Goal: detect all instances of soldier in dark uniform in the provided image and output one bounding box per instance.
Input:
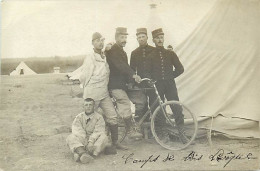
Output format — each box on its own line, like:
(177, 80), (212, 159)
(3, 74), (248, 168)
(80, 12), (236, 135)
(128, 28), (155, 122)
(149, 28), (188, 143)
(106, 27), (143, 142)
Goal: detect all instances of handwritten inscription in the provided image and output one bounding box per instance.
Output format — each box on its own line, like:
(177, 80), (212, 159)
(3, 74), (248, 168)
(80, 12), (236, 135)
(122, 153), (160, 168)
(209, 149), (257, 168)
(183, 151), (203, 161)
(122, 149), (257, 168)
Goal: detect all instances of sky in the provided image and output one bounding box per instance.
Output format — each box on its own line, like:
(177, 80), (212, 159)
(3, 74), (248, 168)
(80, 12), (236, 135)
(1, 0), (216, 58)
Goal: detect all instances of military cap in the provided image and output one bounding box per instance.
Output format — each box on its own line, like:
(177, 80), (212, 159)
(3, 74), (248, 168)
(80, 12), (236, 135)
(136, 28), (147, 35)
(92, 32), (104, 41)
(116, 27), (128, 35)
(152, 28), (164, 38)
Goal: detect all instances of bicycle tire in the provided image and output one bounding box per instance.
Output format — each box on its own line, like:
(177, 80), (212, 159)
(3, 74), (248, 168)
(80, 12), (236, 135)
(151, 101), (198, 150)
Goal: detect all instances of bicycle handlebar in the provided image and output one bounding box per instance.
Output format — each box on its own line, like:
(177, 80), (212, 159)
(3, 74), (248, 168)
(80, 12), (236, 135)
(140, 78), (156, 84)
(141, 78), (151, 81)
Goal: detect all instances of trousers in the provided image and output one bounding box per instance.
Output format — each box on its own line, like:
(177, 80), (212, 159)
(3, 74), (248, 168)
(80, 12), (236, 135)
(109, 89), (132, 119)
(94, 96), (118, 125)
(150, 79), (184, 126)
(66, 133), (108, 156)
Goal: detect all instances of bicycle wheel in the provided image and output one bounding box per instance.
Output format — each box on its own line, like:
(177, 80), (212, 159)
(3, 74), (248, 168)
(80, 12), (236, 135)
(151, 101), (198, 150)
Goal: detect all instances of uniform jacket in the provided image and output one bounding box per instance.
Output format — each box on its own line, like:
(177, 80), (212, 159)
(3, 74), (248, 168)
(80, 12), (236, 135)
(106, 43), (135, 90)
(130, 44), (155, 79)
(150, 47), (184, 81)
(71, 112), (106, 144)
(79, 51), (110, 100)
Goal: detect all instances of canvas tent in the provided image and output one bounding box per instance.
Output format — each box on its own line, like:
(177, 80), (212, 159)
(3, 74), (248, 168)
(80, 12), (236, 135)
(174, 0), (260, 138)
(9, 61), (37, 76)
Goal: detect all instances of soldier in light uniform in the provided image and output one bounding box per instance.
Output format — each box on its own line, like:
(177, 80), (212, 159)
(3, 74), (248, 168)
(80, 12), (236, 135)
(79, 32), (126, 154)
(66, 98), (108, 164)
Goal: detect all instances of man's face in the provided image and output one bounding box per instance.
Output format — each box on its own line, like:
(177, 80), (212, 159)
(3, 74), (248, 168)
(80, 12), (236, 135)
(137, 33), (148, 46)
(115, 34), (127, 47)
(92, 38), (104, 50)
(153, 34), (164, 47)
(84, 101), (94, 114)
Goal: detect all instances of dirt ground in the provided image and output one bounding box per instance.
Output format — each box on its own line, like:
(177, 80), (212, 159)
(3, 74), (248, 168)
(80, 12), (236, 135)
(0, 74), (259, 171)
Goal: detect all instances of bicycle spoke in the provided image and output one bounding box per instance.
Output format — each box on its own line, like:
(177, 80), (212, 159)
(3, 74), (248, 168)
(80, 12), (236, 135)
(151, 101), (198, 150)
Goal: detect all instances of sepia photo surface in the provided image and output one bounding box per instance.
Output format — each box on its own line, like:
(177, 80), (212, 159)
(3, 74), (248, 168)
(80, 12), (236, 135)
(0, 0), (259, 170)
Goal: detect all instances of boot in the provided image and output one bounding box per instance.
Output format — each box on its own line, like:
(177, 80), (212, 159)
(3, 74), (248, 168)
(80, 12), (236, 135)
(74, 146), (93, 164)
(109, 124), (128, 151)
(79, 153), (94, 164)
(124, 117), (143, 140)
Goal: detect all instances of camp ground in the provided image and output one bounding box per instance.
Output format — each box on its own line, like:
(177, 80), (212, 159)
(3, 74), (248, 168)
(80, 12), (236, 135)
(0, 0), (259, 170)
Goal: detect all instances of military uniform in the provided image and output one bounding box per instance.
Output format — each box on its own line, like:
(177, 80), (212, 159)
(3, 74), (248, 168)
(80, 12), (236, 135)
(107, 43), (135, 91)
(130, 44), (154, 79)
(66, 112), (108, 156)
(150, 28), (185, 126)
(128, 28), (155, 121)
(106, 27), (143, 140)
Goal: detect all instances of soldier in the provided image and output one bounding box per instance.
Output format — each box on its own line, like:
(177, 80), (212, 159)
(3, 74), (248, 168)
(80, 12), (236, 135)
(106, 27), (143, 140)
(66, 98), (109, 164)
(150, 28), (188, 143)
(79, 32), (126, 154)
(128, 28), (155, 122)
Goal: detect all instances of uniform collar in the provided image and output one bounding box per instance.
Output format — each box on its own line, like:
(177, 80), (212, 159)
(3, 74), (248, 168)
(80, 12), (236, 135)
(84, 112), (94, 120)
(139, 44), (148, 49)
(115, 43), (124, 50)
(93, 50), (106, 62)
(156, 46), (165, 51)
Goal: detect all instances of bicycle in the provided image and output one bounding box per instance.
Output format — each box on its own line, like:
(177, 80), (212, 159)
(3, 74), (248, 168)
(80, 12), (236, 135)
(112, 78), (198, 151)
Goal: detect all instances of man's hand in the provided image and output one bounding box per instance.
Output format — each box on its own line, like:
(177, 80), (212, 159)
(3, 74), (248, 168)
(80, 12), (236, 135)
(87, 142), (95, 154)
(133, 75), (142, 83)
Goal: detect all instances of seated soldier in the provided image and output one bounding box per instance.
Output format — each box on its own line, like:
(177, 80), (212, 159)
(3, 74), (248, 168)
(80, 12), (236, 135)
(66, 98), (109, 164)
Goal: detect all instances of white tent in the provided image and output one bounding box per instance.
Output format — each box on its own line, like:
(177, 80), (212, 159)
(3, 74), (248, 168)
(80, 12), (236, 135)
(9, 61), (37, 76)
(175, 0), (260, 138)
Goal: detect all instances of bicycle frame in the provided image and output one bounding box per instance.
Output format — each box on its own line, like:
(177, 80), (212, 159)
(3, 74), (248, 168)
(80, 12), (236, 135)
(135, 79), (175, 127)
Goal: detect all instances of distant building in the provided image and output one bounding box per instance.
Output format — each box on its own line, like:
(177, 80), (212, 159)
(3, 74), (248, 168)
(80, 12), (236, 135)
(53, 67), (60, 74)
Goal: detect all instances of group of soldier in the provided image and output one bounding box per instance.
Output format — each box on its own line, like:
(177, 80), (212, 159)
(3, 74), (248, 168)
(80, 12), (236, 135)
(66, 27), (186, 164)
